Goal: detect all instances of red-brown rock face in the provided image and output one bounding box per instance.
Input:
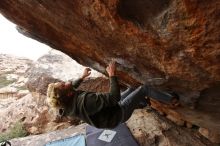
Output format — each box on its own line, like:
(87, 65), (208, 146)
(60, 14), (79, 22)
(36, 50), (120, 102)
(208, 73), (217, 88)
(0, 0), (219, 135)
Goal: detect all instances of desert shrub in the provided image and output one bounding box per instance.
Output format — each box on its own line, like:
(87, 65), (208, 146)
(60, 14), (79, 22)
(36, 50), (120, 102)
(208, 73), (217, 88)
(0, 75), (16, 88)
(0, 122), (28, 142)
(16, 85), (27, 91)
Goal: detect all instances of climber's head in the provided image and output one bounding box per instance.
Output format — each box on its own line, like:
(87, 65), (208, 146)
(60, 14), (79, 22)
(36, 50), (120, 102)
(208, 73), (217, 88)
(46, 81), (74, 119)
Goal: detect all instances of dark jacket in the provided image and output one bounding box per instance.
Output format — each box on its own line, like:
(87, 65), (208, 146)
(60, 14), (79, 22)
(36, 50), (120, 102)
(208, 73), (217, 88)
(65, 76), (122, 128)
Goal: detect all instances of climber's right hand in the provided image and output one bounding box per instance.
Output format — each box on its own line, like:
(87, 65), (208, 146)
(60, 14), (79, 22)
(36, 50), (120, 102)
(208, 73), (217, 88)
(106, 61), (116, 77)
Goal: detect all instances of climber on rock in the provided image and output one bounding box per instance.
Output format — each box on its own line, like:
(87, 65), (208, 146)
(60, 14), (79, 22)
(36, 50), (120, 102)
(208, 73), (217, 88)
(47, 61), (179, 129)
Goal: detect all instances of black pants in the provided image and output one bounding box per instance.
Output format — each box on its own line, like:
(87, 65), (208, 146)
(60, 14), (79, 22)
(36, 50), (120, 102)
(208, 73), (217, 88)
(119, 85), (173, 123)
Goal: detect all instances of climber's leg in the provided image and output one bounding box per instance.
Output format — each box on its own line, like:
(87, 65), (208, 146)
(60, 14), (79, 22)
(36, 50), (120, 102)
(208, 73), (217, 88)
(142, 85), (179, 106)
(119, 85), (179, 123)
(120, 88), (135, 100)
(119, 86), (148, 123)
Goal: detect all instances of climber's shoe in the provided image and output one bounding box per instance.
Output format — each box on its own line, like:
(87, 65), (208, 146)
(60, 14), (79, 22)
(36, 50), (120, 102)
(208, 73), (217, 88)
(169, 92), (180, 108)
(137, 97), (150, 108)
(0, 140), (11, 146)
(146, 96), (151, 106)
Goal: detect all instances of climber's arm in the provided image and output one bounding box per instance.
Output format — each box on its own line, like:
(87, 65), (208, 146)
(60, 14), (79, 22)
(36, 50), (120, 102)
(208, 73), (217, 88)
(71, 68), (91, 88)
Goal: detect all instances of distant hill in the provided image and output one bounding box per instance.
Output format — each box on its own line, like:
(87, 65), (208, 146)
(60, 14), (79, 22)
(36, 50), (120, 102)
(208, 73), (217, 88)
(0, 54), (33, 89)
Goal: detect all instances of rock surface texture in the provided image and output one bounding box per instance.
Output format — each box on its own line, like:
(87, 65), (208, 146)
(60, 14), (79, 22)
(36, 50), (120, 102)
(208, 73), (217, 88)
(0, 0), (220, 143)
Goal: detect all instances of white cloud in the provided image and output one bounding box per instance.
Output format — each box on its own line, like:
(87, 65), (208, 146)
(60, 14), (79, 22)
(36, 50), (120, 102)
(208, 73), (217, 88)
(0, 14), (50, 60)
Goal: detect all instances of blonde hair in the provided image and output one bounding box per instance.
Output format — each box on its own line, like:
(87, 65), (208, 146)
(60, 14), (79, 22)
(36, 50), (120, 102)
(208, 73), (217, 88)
(47, 82), (63, 108)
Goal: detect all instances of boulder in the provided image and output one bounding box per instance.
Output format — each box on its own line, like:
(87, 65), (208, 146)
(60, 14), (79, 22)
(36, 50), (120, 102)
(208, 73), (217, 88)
(199, 128), (220, 144)
(26, 73), (61, 96)
(0, 0), (219, 98)
(126, 109), (214, 146)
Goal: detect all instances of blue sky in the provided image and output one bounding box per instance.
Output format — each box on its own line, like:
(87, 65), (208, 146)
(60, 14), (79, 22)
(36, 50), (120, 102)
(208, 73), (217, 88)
(0, 14), (50, 60)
